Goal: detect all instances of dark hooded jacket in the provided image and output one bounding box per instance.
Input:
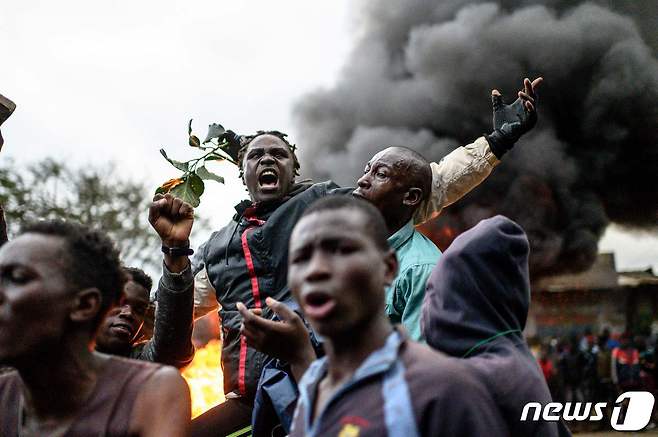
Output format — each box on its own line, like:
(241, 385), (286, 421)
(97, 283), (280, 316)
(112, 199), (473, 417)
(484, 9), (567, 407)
(421, 215), (571, 437)
(193, 181), (350, 401)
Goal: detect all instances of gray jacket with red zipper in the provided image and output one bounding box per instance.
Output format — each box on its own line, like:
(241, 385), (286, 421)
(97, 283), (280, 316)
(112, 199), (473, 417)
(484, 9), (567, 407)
(192, 181), (349, 400)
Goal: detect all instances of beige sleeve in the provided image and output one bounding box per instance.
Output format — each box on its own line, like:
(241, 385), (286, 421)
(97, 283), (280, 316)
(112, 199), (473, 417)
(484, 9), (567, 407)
(413, 136), (500, 225)
(193, 267), (220, 321)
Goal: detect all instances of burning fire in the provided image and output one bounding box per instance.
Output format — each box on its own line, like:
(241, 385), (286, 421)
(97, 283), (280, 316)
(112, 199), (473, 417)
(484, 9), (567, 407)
(181, 339), (225, 418)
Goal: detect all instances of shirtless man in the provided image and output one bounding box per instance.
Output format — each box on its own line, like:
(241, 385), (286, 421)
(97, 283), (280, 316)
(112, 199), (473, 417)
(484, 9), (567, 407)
(0, 220), (190, 437)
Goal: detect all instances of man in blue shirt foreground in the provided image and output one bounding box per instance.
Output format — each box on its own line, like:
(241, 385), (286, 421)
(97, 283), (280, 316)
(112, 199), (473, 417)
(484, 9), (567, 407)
(284, 196), (507, 436)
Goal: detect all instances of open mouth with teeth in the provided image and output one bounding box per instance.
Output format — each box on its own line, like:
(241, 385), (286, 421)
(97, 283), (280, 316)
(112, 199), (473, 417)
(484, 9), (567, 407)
(302, 291), (337, 320)
(258, 168), (279, 191)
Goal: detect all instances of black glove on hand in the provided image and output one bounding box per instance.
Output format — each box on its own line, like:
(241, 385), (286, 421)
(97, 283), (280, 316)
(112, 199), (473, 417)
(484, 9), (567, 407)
(485, 79), (540, 159)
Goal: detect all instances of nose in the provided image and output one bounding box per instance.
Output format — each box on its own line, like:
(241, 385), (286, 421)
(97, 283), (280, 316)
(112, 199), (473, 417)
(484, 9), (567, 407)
(260, 154), (275, 166)
(356, 173), (370, 189)
(118, 304), (136, 321)
(305, 251), (331, 283)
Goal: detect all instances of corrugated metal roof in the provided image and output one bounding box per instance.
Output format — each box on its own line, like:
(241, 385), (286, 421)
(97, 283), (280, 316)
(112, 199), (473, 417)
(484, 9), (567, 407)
(534, 253), (658, 292)
(535, 253), (619, 292)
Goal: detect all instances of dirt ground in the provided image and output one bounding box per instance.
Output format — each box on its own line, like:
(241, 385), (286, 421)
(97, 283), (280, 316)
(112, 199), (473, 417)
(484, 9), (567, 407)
(575, 431), (658, 436)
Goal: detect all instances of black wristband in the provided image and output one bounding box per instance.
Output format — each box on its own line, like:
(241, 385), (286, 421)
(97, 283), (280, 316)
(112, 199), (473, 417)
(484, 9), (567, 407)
(161, 245), (194, 257)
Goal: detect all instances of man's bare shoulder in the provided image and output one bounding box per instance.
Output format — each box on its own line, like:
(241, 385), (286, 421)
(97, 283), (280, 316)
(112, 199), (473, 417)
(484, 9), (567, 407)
(146, 365), (187, 387)
(131, 364), (191, 437)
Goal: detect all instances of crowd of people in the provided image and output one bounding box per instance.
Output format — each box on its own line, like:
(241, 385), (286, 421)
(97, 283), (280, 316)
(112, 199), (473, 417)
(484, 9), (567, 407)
(0, 78), (608, 437)
(535, 330), (657, 420)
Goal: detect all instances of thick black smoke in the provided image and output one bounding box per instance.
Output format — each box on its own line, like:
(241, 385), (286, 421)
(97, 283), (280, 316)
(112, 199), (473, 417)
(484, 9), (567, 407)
(293, 0), (658, 278)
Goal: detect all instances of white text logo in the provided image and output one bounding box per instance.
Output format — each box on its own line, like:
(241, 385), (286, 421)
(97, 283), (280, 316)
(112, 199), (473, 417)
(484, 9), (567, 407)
(521, 391), (655, 431)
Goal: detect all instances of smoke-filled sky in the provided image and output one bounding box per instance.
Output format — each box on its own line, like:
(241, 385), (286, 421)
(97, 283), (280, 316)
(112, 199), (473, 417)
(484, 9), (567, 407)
(0, 0), (352, 253)
(294, 0), (658, 276)
(1, 0), (656, 273)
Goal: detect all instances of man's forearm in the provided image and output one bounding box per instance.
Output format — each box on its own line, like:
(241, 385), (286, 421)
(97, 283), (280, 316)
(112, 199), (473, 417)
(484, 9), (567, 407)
(164, 252), (190, 273)
(414, 136), (500, 224)
(140, 262), (195, 368)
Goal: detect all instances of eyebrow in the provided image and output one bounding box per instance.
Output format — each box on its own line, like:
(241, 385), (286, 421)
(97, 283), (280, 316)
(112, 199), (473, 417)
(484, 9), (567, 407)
(248, 145), (289, 154)
(292, 233), (361, 251)
(0, 261), (24, 269)
(373, 162), (391, 170)
(0, 262), (34, 276)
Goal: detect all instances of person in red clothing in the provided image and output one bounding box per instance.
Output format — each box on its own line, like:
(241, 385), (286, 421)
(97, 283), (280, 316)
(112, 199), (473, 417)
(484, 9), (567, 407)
(611, 332), (641, 392)
(539, 345), (556, 382)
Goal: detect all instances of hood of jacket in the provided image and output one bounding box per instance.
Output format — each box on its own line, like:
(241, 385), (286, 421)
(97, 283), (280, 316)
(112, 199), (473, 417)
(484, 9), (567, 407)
(421, 215), (530, 357)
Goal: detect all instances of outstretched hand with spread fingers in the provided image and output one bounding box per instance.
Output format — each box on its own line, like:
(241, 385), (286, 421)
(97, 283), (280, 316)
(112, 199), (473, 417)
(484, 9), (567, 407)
(237, 297), (316, 381)
(487, 77), (543, 157)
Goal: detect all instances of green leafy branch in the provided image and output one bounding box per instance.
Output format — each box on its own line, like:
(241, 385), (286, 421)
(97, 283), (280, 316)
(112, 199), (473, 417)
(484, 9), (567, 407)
(156, 120), (239, 207)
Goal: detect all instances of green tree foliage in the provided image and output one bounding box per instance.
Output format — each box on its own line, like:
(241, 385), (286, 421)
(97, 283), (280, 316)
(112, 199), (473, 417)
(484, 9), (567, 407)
(0, 158), (190, 271)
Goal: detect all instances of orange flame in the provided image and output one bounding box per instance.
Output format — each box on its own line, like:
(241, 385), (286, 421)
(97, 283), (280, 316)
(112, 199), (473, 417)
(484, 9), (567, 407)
(181, 339), (225, 418)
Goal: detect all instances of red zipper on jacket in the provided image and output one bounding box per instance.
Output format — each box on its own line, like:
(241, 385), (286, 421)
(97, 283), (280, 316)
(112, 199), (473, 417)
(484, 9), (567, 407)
(241, 227), (263, 310)
(237, 215), (265, 395)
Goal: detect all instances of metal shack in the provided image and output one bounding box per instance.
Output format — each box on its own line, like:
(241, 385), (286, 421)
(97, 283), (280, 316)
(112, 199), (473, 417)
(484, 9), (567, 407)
(525, 253), (658, 338)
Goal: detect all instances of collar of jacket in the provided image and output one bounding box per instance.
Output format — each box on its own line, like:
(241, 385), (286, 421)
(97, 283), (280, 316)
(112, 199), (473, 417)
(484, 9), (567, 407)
(298, 329), (405, 435)
(232, 181), (315, 221)
(387, 220), (415, 251)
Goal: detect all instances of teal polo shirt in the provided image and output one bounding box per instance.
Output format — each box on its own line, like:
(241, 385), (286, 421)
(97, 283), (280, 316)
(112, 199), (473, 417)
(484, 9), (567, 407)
(386, 220), (441, 341)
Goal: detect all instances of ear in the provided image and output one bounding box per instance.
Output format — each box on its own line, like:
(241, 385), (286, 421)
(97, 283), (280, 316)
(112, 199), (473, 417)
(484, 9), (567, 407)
(383, 249), (399, 287)
(70, 288), (103, 324)
(403, 187), (423, 207)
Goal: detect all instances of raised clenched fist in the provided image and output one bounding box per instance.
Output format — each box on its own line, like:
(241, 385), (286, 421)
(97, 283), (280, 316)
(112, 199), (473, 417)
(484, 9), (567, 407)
(148, 193), (194, 247)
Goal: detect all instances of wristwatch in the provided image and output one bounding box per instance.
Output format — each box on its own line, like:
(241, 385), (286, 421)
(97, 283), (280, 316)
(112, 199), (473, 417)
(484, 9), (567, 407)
(161, 244), (194, 257)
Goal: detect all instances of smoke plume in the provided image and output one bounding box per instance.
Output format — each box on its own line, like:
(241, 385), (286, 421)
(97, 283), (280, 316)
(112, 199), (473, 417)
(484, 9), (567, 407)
(293, 0), (658, 278)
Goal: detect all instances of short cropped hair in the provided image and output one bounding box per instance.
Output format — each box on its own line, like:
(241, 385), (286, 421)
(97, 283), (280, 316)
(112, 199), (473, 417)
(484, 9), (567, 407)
(124, 266), (153, 292)
(300, 195), (390, 251)
(388, 146), (432, 203)
(237, 130), (301, 179)
(20, 220), (125, 330)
